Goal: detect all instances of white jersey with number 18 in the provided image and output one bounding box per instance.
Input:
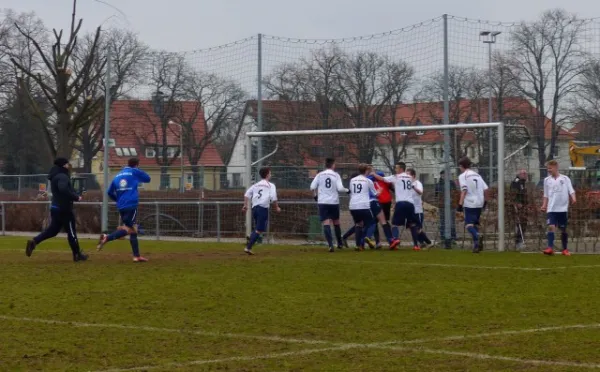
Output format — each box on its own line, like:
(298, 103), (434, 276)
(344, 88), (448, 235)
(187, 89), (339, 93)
(384, 172), (414, 203)
(458, 169), (488, 208)
(310, 169), (348, 205)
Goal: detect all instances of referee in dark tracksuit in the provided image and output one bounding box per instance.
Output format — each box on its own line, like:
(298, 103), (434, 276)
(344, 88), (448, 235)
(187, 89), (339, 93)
(26, 158), (88, 262)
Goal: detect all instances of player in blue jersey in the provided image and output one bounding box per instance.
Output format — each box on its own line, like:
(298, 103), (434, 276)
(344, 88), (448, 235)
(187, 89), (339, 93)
(97, 158), (151, 262)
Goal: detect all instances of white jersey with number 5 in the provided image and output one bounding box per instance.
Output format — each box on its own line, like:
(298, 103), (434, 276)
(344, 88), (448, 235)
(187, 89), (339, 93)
(412, 180), (424, 213)
(384, 172), (414, 203)
(244, 180), (277, 208)
(349, 175), (377, 210)
(458, 169), (488, 208)
(310, 169), (348, 205)
(543, 174), (575, 212)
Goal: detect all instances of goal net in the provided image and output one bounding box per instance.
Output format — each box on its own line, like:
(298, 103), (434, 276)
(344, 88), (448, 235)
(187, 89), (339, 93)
(239, 122), (512, 251)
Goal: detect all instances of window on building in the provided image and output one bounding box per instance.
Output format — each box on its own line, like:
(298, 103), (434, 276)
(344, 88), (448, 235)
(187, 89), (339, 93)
(523, 146), (531, 157)
(553, 145), (560, 157)
(432, 148), (438, 158)
(468, 147), (475, 158)
(417, 148), (424, 160)
(129, 148), (137, 156)
(232, 173), (241, 187)
(115, 148), (123, 156)
(145, 148), (156, 158)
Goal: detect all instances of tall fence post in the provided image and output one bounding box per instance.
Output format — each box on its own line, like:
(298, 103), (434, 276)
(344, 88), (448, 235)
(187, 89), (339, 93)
(216, 201), (221, 242)
(497, 122), (505, 251)
(1, 202), (5, 236)
(245, 135), (252, 238)
(101, 46), (113, 233)
(257, 33), (263, 168)
(442, 14), (452, 249)
(17, 176), (21, 198)
(155, 202), (160, 241)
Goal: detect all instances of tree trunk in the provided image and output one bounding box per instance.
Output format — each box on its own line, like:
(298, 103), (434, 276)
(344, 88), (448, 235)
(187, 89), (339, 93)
(191, 165), (203, 190)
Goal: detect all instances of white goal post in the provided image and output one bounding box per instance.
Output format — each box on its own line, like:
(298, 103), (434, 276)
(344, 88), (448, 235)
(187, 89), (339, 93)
(244, 122), (506, 251)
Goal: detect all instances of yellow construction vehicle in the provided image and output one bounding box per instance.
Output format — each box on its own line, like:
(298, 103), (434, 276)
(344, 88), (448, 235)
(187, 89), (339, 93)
(568, 141), (600, 217)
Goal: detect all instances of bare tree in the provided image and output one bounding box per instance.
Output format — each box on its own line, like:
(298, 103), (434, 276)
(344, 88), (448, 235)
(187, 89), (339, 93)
(509, 9), (586, 176)
(572, 58), (600, 141)
(181, 71), (246, 189)
(71, 29), (148, 172)
(10, 0), (106, 158)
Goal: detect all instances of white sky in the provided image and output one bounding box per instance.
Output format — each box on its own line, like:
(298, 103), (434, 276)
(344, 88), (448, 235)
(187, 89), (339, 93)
(4, 0), (600, 51)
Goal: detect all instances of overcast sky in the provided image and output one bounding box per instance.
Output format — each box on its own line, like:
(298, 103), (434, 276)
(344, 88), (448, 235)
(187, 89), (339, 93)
(4, 0), (600, 51)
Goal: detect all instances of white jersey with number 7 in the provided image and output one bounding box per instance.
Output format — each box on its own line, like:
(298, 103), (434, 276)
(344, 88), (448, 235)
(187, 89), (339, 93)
(383, 172), (415, 203)
(458, 169), (488, 208)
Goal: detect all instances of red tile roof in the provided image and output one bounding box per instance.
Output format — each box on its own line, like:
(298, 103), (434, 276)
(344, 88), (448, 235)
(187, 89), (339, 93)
(107, 100), (224, 168)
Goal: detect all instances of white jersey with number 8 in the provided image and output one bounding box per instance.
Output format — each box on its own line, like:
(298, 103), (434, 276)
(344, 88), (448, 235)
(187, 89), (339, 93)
(384, 172), (415, 203)
(244, 180), (277, 208)
(458, 169), (488, 208)
(310, 169), (347, 205)
(349, 175), (377, 210)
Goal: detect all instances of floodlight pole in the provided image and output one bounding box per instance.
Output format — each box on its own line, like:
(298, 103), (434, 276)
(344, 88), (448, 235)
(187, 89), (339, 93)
(480, 30), (501, 184)
(442, 14), (452, 249)
(101, 47), (112, 233)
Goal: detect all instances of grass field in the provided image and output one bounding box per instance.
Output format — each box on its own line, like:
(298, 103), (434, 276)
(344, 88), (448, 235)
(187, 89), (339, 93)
(2, 237), (600, 371)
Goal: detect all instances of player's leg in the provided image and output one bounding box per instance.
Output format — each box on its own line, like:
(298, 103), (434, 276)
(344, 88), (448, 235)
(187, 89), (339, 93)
(559, 213), (570, 255)
(61, 211), (87, 262)
(27, 208), (62, 256)
(124, 209), (146, 262)
(416, 213), (433, 247)
(390, 203), (403, 250)
(318, 205), (334, 250)
(98, 209), (133, 250)
(464, 208), (481, 253)
(544, 213), (557, 255)
(331, 205), (344, 248)
(364, 201), (380, 249)
(246, 207), (267, 254)
(377, 209), (399, 249)
(403, 204), (420, 251)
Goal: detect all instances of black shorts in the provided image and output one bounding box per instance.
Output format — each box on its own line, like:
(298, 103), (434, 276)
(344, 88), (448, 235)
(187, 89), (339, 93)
(119, 208), (138, 228)
(318, 204), (340, 221)
(380, 202), (392, 221)
(350, 209), (374, 226)
(392, 201), (417, 226)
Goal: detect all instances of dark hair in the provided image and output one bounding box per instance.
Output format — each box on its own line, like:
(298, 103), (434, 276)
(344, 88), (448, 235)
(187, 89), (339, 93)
(358, 163), (369, 174)
(259, 167), (270, 179)
(406, 168), (416, 177)
(128, 158), (140, 168)
(458, 157), (472, 169)
(54, 157), (69, 167)
(325, 158), (335, 169)
(395, 162), (406, 171)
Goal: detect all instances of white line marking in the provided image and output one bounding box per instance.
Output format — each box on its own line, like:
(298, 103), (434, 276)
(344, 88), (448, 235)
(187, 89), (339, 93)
(316, 258), (600, 271)
(0, 315), (329, 346)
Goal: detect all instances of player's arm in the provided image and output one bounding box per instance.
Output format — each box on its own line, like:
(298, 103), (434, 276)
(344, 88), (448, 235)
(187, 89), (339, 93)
(567, 178), (576, 204)
(541, 180), (549, 211)
(270, 184), (281, 212)
(336, 174), (349, 193)
(242, 187), (253, 212)
(413, 181), (423, 195)
(310, 174), (319, 200)
(107, 181), (118, 201)
(134, 168), (151, 183)
(457, 175), (467, 211)
(368, 179), (378, 196)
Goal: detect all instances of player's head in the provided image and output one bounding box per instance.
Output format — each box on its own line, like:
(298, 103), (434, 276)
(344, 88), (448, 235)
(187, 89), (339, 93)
(366, 164), (373, 174)
(458, 157), (472, 172)
(358, 163), (369, 175)
(546, 160), (559, 177)
(406, 168), (416, 180)
(259, 166), (271, 180)
(518, 169), (527, 180)
(325, 158), (335, 170)
(394, 162), (406, 174)
(54, 157), (70, 169)
(128, 158), (140, 168)
(376, 171), (385, 177)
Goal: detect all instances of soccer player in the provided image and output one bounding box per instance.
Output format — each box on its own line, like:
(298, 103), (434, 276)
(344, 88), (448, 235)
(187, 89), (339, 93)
(242, 167), (280, 255)
(310, 158), (349, 252)
(407, 168), (433, 248)
(511, 169), (529, 250)
(456, 157), (488, 253)
(349, 164), (377, 251)
(97, 158), (151, 262)
(372, 162), (421, 251)
(541, 160), (576, 256)
(364, 166), (399, 250)
(25, 158), (88, 262)
(373, 170), (394, 243)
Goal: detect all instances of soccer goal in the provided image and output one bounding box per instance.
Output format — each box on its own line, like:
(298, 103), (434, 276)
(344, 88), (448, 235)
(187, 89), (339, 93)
(243, 122), (509, 251)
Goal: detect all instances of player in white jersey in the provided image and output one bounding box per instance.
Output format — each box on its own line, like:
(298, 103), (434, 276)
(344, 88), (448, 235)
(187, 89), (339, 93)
(372, 162), (421, 251)
(310, 158), (349, 252)
(407, 168), (433, 248)
(242, 167), (280, 255)
(348, 164), (378, 251)
(541, 160), (576, 256)
(457, 157), (488, 253)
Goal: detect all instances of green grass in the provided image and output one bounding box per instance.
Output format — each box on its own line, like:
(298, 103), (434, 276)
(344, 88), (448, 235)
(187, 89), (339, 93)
(1, 237), (600, 371)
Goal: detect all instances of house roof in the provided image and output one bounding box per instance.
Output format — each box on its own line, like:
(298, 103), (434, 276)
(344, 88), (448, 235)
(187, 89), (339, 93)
(106, 100), (224, 168)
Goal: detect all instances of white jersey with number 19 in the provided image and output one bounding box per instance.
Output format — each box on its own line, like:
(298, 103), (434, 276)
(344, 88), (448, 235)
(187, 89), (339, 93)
(349, 175), (377, 210)
(310, 169), (348, 205)
(384, 172), (414, 203)
(458, 169), (488, 208)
